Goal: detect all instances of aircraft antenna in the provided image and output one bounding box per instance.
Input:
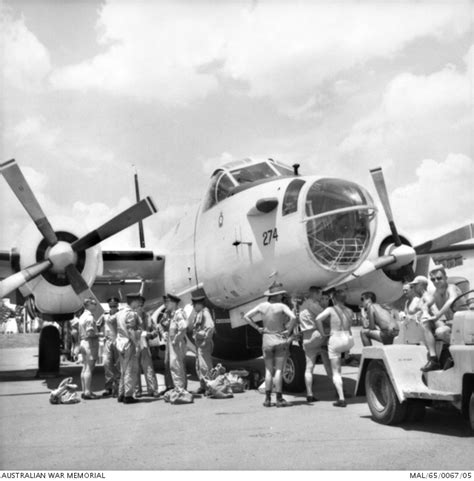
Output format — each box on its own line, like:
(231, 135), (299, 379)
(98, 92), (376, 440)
(133, 165), (146, 248)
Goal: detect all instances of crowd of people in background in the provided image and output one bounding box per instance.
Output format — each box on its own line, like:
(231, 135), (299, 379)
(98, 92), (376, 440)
(1, 265), (464, 409)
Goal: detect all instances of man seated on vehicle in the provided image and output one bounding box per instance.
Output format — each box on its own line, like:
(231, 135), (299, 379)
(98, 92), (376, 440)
(360, 291), (399, 346)
(421, 266), (461, 371)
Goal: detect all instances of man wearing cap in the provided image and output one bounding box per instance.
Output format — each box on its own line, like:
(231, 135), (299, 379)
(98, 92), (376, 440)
(243, 284), (297, 408)
(166, 294), (188, 389)
(78, 298), (101, 400)
(190, 295), (215, 394)
(422, 267), (461, 371)
(115, 293), (142, 404)
(154, 297), (174, 393)
(134, 296), (160, 398)
(99, 297), (121, 397)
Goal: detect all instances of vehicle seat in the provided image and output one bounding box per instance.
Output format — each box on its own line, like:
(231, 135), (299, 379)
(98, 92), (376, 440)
(393, 318), (425, 345)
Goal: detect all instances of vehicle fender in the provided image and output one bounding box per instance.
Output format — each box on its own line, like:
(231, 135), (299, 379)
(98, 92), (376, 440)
(355, 345), (428, 403)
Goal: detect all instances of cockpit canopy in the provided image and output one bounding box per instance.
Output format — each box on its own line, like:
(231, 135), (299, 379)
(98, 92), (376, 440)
(203, 158), (294, 211)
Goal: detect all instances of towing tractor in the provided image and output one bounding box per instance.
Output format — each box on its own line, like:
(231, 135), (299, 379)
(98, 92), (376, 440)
(355, 290), (474, 431)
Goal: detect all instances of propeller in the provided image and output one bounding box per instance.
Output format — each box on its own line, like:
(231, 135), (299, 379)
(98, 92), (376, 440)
(415, 224), (474, 255)
(0, 159), (157, 310)
(370, 167), (415, 280)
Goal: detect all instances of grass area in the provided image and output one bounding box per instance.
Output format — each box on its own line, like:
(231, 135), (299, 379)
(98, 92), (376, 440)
(0, 334), (40, 349)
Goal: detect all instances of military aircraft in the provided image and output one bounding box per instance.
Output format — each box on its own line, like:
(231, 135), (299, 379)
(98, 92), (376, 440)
(1, 157), (473, 389)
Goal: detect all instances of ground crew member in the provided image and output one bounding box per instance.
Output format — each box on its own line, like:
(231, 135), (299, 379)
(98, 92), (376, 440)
(78, 298), (101, 400)
(422, 267), (461, 371)
(166, 293), (188, 390)
(134, 296), (160, 398)
(315, 290), (354, 408)
(116, 293), (142, 404)
(190, 295), (215, 394)
(243, 284), (297, 408)
(154, 297), (174, 394)
(99, 297), (120, 397)
(298, 286), (332, 403)
(360, 291), (399, 346)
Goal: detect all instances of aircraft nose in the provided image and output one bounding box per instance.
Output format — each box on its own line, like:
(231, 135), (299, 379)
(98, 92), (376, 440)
(303, 178), (376, 272)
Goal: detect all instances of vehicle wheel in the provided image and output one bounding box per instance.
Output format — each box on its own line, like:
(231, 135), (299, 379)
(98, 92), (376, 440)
(38, 325), (60, 374)
(469, 392), (474, 433)
(283, 345), (306, 393)
(365, 360), (408, 425)
(406, 399), (426, 422)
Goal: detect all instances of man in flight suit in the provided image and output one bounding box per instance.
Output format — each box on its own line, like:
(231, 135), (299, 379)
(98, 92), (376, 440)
(190, 295), (215, 394)
(99, 297), (120, 397)
(116, 293), (142, 404)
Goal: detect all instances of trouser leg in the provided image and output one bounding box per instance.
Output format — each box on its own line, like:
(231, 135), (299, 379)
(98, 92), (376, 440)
(196, 342), (213, 388)
(103, 340), (115, 391)
(123, 344), (139, 398)
(141, 346), (158, 394)
(169, 341), (186, 389)
(164, 343), (174, 389)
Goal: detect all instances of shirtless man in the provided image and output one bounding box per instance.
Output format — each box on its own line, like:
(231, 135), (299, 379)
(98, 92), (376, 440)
(360, 291), (399, 346)
(315, 290), (354, 407)
(298, 287), (332, 402)
(421, 267), (461, 371)
(244, 284), (297, 408)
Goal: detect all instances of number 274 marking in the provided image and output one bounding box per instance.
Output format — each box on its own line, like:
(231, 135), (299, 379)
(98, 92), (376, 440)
(262, 228), (279, 246)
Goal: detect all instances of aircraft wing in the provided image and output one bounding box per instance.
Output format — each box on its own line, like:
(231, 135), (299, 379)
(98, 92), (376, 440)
(94, 250), (165, 309)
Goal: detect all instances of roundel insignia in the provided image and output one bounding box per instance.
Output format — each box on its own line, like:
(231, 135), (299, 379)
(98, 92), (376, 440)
(218, 212), (224, 227)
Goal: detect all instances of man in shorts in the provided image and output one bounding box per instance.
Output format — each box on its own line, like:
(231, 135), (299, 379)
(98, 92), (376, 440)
(421, 267), (461, 371)
(360, 291), (399, 346)
(315, 290), (354, 407)
(78, 298), (101, 400)
(298, 286), (332, 402)
(244, 284), (296, 408)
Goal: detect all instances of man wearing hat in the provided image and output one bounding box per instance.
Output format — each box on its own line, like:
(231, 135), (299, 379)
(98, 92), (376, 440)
(99, 297), (121, 397)
(115, 293), (142, 404)
(153, 296), (174, 394)
(166, 293), (188, 390)
(133, 296), (160, 398)
(190, 295), (215, 394)
(243, 284), (297, 408)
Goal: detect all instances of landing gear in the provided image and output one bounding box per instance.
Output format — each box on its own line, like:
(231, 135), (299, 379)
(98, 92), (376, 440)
(283, 344), (306, 393)
(365, 360), (408, 425)
(38, 325), (61, 376)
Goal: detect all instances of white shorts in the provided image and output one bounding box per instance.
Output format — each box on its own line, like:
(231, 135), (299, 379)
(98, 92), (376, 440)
(328, 331), (354, 360)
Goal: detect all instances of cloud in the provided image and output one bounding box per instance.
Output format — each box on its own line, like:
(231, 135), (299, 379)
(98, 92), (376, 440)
(1, 10), (52, 91)
(49, 1), (471, 108)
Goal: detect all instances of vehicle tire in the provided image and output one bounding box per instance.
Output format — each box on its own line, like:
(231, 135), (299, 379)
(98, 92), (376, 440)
(469, 392), (474, 434)
(365, 360), (408, 425)
(38, 325), (60, 374)
(283, 345), (306, 392)
(406, 399), (426, 422)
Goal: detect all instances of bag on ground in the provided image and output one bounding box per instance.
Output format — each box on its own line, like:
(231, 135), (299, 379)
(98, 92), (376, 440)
(49, 377), (80, 405)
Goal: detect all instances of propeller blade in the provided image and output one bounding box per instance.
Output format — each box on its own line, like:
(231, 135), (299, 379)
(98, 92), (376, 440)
(1, 159), (58, 246)
(71, 197), (157, 252)
(0, 260), (51, 298)
(65, 265), (104, 320)
(370, 167), (402, 246)
(415, 224), (474, 255)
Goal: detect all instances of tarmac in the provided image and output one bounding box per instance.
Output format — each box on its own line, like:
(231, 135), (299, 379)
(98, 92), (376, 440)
(0, 331), (473, 471)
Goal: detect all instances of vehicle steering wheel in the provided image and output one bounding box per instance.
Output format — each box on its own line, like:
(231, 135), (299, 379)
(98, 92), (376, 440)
(451, 290), (474, 313)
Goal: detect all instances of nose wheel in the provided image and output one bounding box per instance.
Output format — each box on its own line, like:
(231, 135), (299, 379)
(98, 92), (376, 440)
(38, 325), (61, 376)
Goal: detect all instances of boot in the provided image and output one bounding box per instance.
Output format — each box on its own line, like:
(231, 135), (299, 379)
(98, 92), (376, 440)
(421, 357), (440, 372)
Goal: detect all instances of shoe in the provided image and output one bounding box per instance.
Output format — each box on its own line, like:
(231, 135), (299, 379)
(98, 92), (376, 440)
(276, 398), (290, 408)
(81, 393), (99, 400)
(112, 391), (118, 398)
(194, 387), (206, 395)
(117, 395), (124, 403)
(421, 359), (441, 372)
(333, 400), (347, 407)
(263, 399), (272, 407)
(158, 387), (173, 396)
(150, 392), (161, 398)
(123, 397), (140, 404)
(102, 390), (113, 398)
(306, 396), (319, 403)
(135, 392), (142, 398)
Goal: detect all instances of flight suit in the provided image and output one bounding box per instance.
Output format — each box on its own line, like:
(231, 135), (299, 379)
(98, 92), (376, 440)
(168, 308), (188, 389)
(115, 306), (140, 398)
(101, 312), (120, 395)
(135, 310), (159, 396)
(157, 307), (173, 390)
(192, 307), (215, 390)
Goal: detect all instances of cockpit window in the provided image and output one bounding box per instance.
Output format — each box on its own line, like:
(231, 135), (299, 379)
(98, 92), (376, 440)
(203, 171), (236, 211)
(272, 163), (294, 176)
(216, 172), (234, 203)
(282, 179), (305, 216)
(230, 163), (277, 185)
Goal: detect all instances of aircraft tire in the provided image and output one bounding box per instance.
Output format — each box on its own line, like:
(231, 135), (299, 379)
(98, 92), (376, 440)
(469, 392), (474, 434)
(405, 399), (426, 422)
(283, 345), (306, 393)
(365, 360), (408, 425)
(38, 325), (61, 374)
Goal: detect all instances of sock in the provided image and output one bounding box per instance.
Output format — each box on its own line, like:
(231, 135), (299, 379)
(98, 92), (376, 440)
(276, 392), (283, 401)
(265, 390), (272, 400)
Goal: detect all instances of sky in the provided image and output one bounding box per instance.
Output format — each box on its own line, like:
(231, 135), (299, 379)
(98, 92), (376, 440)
(1, 0), (473, 280)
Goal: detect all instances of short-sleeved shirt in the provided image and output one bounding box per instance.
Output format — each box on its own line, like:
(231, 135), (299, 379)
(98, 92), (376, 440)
(78, 310), (99, 341)
(298, 299), (324, 332)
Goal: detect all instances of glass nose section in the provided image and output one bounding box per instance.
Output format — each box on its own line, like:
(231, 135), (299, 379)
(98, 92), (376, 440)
(304, 178), (376, 272)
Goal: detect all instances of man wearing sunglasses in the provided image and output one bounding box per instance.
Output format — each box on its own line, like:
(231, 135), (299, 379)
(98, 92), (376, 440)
(419, 267), (461, 371)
